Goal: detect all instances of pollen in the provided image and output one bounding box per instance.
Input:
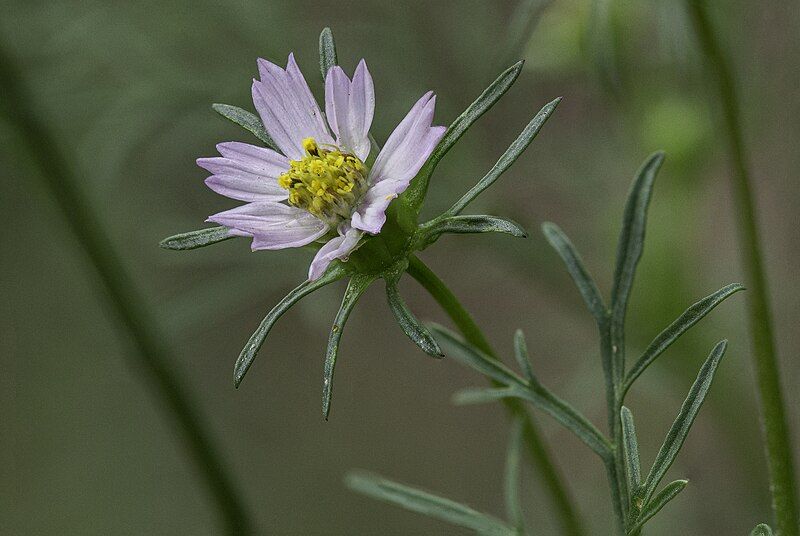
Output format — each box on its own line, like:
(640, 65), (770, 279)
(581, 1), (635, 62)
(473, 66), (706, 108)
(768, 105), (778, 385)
(279, 137), (368, 223)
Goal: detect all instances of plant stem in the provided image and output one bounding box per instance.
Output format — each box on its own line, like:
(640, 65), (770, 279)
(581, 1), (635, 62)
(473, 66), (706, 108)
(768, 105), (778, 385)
(0, 42), (252, 535)
(407, 255), (585, 536)
(687, 4), (799, 535)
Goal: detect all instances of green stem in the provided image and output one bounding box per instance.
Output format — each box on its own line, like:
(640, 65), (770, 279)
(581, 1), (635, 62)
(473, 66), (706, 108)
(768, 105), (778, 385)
(407, 255), (585, 536)
(687, 4), (799, 535)
(0, 42), (252, 535)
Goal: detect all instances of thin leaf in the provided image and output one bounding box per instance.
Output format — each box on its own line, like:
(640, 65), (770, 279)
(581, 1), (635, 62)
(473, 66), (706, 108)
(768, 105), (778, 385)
(346, 472), (516, 536)
(233, 263), (349, 387)
(750, 524), (774, 536)
(385, 279), (443, 358)
(641, 340), (727, 503)
(513, 329), (535, 382)
(505, 417), (526, 532)
(433, 324), (611, 458)
(323, 274), (375, 419)
(542, 222), (607, 325)
(211, 103), (277, 150)
(623, 283), (743, 393)
(453, 386), (518, 406)
(610, 152), (665, 382)
(159, 226), (233, 250)
(620, 406), (642, 492)
(449, 97), (561, 215)
(419, 215), (527, 248)
(404, 61), (525, 212)
(318, 27), (337, 79)
(628, 480), (688, 534)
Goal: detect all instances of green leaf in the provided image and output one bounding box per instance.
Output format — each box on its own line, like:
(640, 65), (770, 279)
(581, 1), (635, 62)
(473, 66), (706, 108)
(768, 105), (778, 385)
(418, 215), (527, 248)
(542, 222), (607, 325)
(750, 524), (774, 536)
(233, 263), (349, 388)
(610, 152), (665, 382)
(640, 340), (727, 504)
(620, 406), (642, 492)
(345, 472), (516, 536)
(453, 386), (518, 405)
(627, 480), (688, 534)
(319, 27), (337, 79)
(433, 324), (610, 459)
(211, 103), (277, 150)
(403, 61), (525, 212)
(385, 278), (444, 358)
(623, 283), (743, 393)
(513, 329), (535, 382)
(449, 97), (561, 215)
(159, 226), (233, 250)
(505, 417), (526, 532)
(323, 274), (375, 419)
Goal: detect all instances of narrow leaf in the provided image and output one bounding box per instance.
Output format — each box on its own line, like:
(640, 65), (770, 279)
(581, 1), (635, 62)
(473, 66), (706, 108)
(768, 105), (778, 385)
(620, 406), (642, 491)
(641, 340), (727, 503)
(542, 222), (607, 324)
(452, 386), (518, 406)
(609, 152), (665, 381)
(211, 103), (276, 150)
(628, 480), (688, 534)
(420, 215), (527, 248)
(233, 263), (349, 387)
(513, 329), (535, 382)
(750, 524), (774, 536)
(404, 61), (525, 212)
(433, 325), (610, 458)
(319, 27), (338, 79)
(505, 417), (526, 532)
(386, 280), (443, 358)
(449, 97), (561, 215)
(346, 472), (516, 536)
(159, 226), (233, 250)
(624, 283), (743, 393)
(323, 274), (375, 419)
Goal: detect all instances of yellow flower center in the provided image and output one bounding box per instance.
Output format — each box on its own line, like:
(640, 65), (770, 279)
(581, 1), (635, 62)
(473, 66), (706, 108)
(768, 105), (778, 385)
(278, 137), (368, 224)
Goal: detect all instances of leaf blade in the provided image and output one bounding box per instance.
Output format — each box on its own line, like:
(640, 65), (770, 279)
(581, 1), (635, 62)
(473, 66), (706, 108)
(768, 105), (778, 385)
(448, 97), (561, 215)
(505, 417), (526, 532)
(640, 340), (727, 503)
(513, 329), (535, 382)
(233, 263), (349, 387)
(628, 480), (688, 534)
(319, 27), (338, 79)
(620, 406), (642, 492)
(385, 279), (444, 358)
(211, 103), (277, 150)
(159, 226), (234, 250)
(750, 524), (774, 536)
(346, 472), (516, 536)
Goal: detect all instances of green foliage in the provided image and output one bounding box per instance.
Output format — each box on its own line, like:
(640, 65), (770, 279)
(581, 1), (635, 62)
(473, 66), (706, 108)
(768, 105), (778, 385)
(159, 226), (233, 250)
(750, 524), (774, 536)
(211, 103), (277, 149)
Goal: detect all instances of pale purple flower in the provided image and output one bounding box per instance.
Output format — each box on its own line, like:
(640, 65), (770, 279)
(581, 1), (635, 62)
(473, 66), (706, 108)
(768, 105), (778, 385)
(198, 54), (445, 280)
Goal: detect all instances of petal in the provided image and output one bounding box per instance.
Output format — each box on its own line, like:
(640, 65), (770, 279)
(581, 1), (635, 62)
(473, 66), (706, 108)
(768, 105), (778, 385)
(207, 202), (328, 250)
(251, 54), (334, 160)
(350, 92), (445, 234)
(324, 59), (374, 161)
(197, 142), (289, 201)
(308, 224), (363, 280)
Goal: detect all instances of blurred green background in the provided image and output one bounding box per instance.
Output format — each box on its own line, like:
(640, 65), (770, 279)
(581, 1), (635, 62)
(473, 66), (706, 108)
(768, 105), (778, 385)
(2, 0), (798, 534)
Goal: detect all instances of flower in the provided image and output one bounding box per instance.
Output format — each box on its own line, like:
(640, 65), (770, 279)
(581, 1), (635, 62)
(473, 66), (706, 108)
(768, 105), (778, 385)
(197, 54), (445, 280)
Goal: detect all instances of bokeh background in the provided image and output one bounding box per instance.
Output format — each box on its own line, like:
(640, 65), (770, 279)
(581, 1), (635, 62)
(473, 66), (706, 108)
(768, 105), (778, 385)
(2, 0), (798, 534)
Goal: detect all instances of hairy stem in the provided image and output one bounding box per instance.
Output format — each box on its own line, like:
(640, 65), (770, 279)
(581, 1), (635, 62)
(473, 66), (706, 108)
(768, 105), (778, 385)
(0, 41), (252, 535)
(407, 255), (585, 536)
(687, 4), (798, 535)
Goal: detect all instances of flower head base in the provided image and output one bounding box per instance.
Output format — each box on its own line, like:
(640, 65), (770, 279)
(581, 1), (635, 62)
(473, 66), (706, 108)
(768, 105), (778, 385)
(279, 137), (368, 225)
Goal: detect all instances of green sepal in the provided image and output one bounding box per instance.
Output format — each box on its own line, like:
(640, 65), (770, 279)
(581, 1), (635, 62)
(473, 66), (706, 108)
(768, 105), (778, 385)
(211, 103), (277, 150)
(402, 61), (525, 214)
(345, 471), (517, 535)
(233, 262), (349, 388)
(384, 265), (443, 358)
(159, 226), (234, 250)
(323, 273), (376, 419)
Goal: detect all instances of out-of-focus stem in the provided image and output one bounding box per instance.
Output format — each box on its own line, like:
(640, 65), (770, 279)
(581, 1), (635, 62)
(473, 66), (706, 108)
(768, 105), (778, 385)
(0, 42), (252, 535)
(407, 255), (586, 536)
(687, 4), (798, 535)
